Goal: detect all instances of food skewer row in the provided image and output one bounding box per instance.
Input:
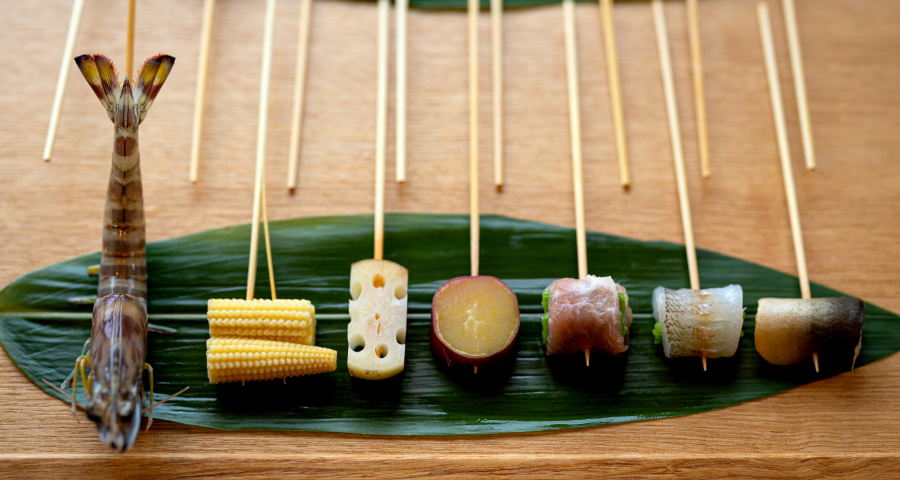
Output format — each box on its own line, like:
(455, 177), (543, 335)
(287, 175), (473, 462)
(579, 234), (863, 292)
(491, 0), (504, 190)
(563, 0), (587, 281)
(686, 0), (711, 178)
(599, 0), (630, 188)
(781, 0), (816, 171)
(755, 3), (863, 373)
(42, 0), (86, 162)
(396, 0), (409, 182)
(651, 0), (743, 371)
(190, 0), (216, 184)
(288, 0), (313, 191)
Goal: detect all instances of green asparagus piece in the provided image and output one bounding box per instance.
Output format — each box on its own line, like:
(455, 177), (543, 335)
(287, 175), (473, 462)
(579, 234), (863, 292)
(542, 288), (550, 313)
(541, 314), (549, 343)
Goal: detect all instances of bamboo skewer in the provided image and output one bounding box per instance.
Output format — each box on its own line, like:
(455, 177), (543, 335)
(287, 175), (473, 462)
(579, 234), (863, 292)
(491, 0), (503, 190)
(246, 0), (278, 301)
(759, 2), (816, 371)
(469, 0), (480, 277)
(469, 0), (481, 374)
(126, 0), (136, 78)
(396, 0), (408, 182)
(374, 0), (389, 261)
(563, 0), (588, 282)
(43, 0), (86, 162)
(653, 0), (699, 291)
(782, 0), (816, 171)
(654, 0), (703, 371)
(758, 2), (810, 301)
(189, 0), (216, 184)
(599, 0), (630, 188)
(287, 0), (314, 192)
(686, 0), (710, 178)
(261, 172), (277, 299)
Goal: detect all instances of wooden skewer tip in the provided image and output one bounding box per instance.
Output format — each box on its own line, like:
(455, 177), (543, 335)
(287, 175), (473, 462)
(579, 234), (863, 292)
(600, 0), (631, 189)
(701, 353), (707, 372)
(396, 0), (409, 183)
(189, 0), (216, 184)
(491, 0), (504, 190)
(813, 352), (820, 373)
(474, 365), (478, 375)
(43, 0), (87, 162)
(585, 349), (590, 367)
(287, 0), (313, 191)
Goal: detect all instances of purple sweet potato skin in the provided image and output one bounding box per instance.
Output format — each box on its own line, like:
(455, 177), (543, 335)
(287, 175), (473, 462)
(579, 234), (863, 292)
(430, 276), (520, 371)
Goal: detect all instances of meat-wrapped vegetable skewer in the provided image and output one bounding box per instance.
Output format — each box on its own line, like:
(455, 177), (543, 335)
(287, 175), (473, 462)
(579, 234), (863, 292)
(541, 276), (632, 365)
(535, 9), (635, 368)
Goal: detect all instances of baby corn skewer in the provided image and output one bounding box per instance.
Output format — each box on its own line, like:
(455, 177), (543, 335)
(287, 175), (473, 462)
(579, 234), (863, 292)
(206, 337), (337, 384)
(207, 299), (316, 344)
(203, 4), (336, 387)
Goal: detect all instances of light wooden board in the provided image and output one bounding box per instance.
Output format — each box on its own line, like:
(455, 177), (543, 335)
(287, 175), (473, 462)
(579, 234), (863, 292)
(2, 0), (900, 476)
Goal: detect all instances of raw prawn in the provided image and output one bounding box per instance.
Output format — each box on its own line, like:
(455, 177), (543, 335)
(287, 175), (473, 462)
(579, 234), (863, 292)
(64, 53), (174, 452)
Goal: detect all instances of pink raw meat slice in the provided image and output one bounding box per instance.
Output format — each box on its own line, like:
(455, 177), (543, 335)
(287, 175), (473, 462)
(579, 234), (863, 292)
(546, 276), (631, 357)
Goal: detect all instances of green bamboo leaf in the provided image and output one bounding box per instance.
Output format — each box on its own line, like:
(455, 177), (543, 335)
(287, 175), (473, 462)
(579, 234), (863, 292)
(1, 214), (897, 435)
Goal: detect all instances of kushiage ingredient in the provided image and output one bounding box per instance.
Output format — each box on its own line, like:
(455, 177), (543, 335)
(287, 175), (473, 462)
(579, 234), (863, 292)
(652, 284), (744, 359)
(755, 297), (865, 369)
(207, 298), (316, 345)
(431, 276), (520, 371)
(65, 52), (175, 453)
(542, 276), (632, 358)
(348, 259), (409, 380)
(206, 337), (337, 384)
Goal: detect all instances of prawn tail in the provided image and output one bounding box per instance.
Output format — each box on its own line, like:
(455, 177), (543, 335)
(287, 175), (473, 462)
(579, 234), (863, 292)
(134, 54), (175, 124)
(74, 54), (121, 122)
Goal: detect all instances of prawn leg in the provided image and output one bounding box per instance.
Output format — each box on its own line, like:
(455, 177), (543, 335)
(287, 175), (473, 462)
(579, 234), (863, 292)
(71, 354), (92, 418)
(61, 338), (91, 390)
(143, 363), (154, 431)
(147, 323), (177, 335)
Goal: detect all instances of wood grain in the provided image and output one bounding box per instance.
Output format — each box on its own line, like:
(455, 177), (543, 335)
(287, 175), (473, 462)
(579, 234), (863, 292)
(1, 0), (899, 477)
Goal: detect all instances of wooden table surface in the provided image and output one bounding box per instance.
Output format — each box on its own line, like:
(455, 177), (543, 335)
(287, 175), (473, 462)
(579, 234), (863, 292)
(2, 0), (899, 477)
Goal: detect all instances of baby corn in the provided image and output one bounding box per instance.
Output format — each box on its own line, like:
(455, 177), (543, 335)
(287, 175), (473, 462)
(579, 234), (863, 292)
(206, 337), (337, 384)
(207, 298), (315, 344)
